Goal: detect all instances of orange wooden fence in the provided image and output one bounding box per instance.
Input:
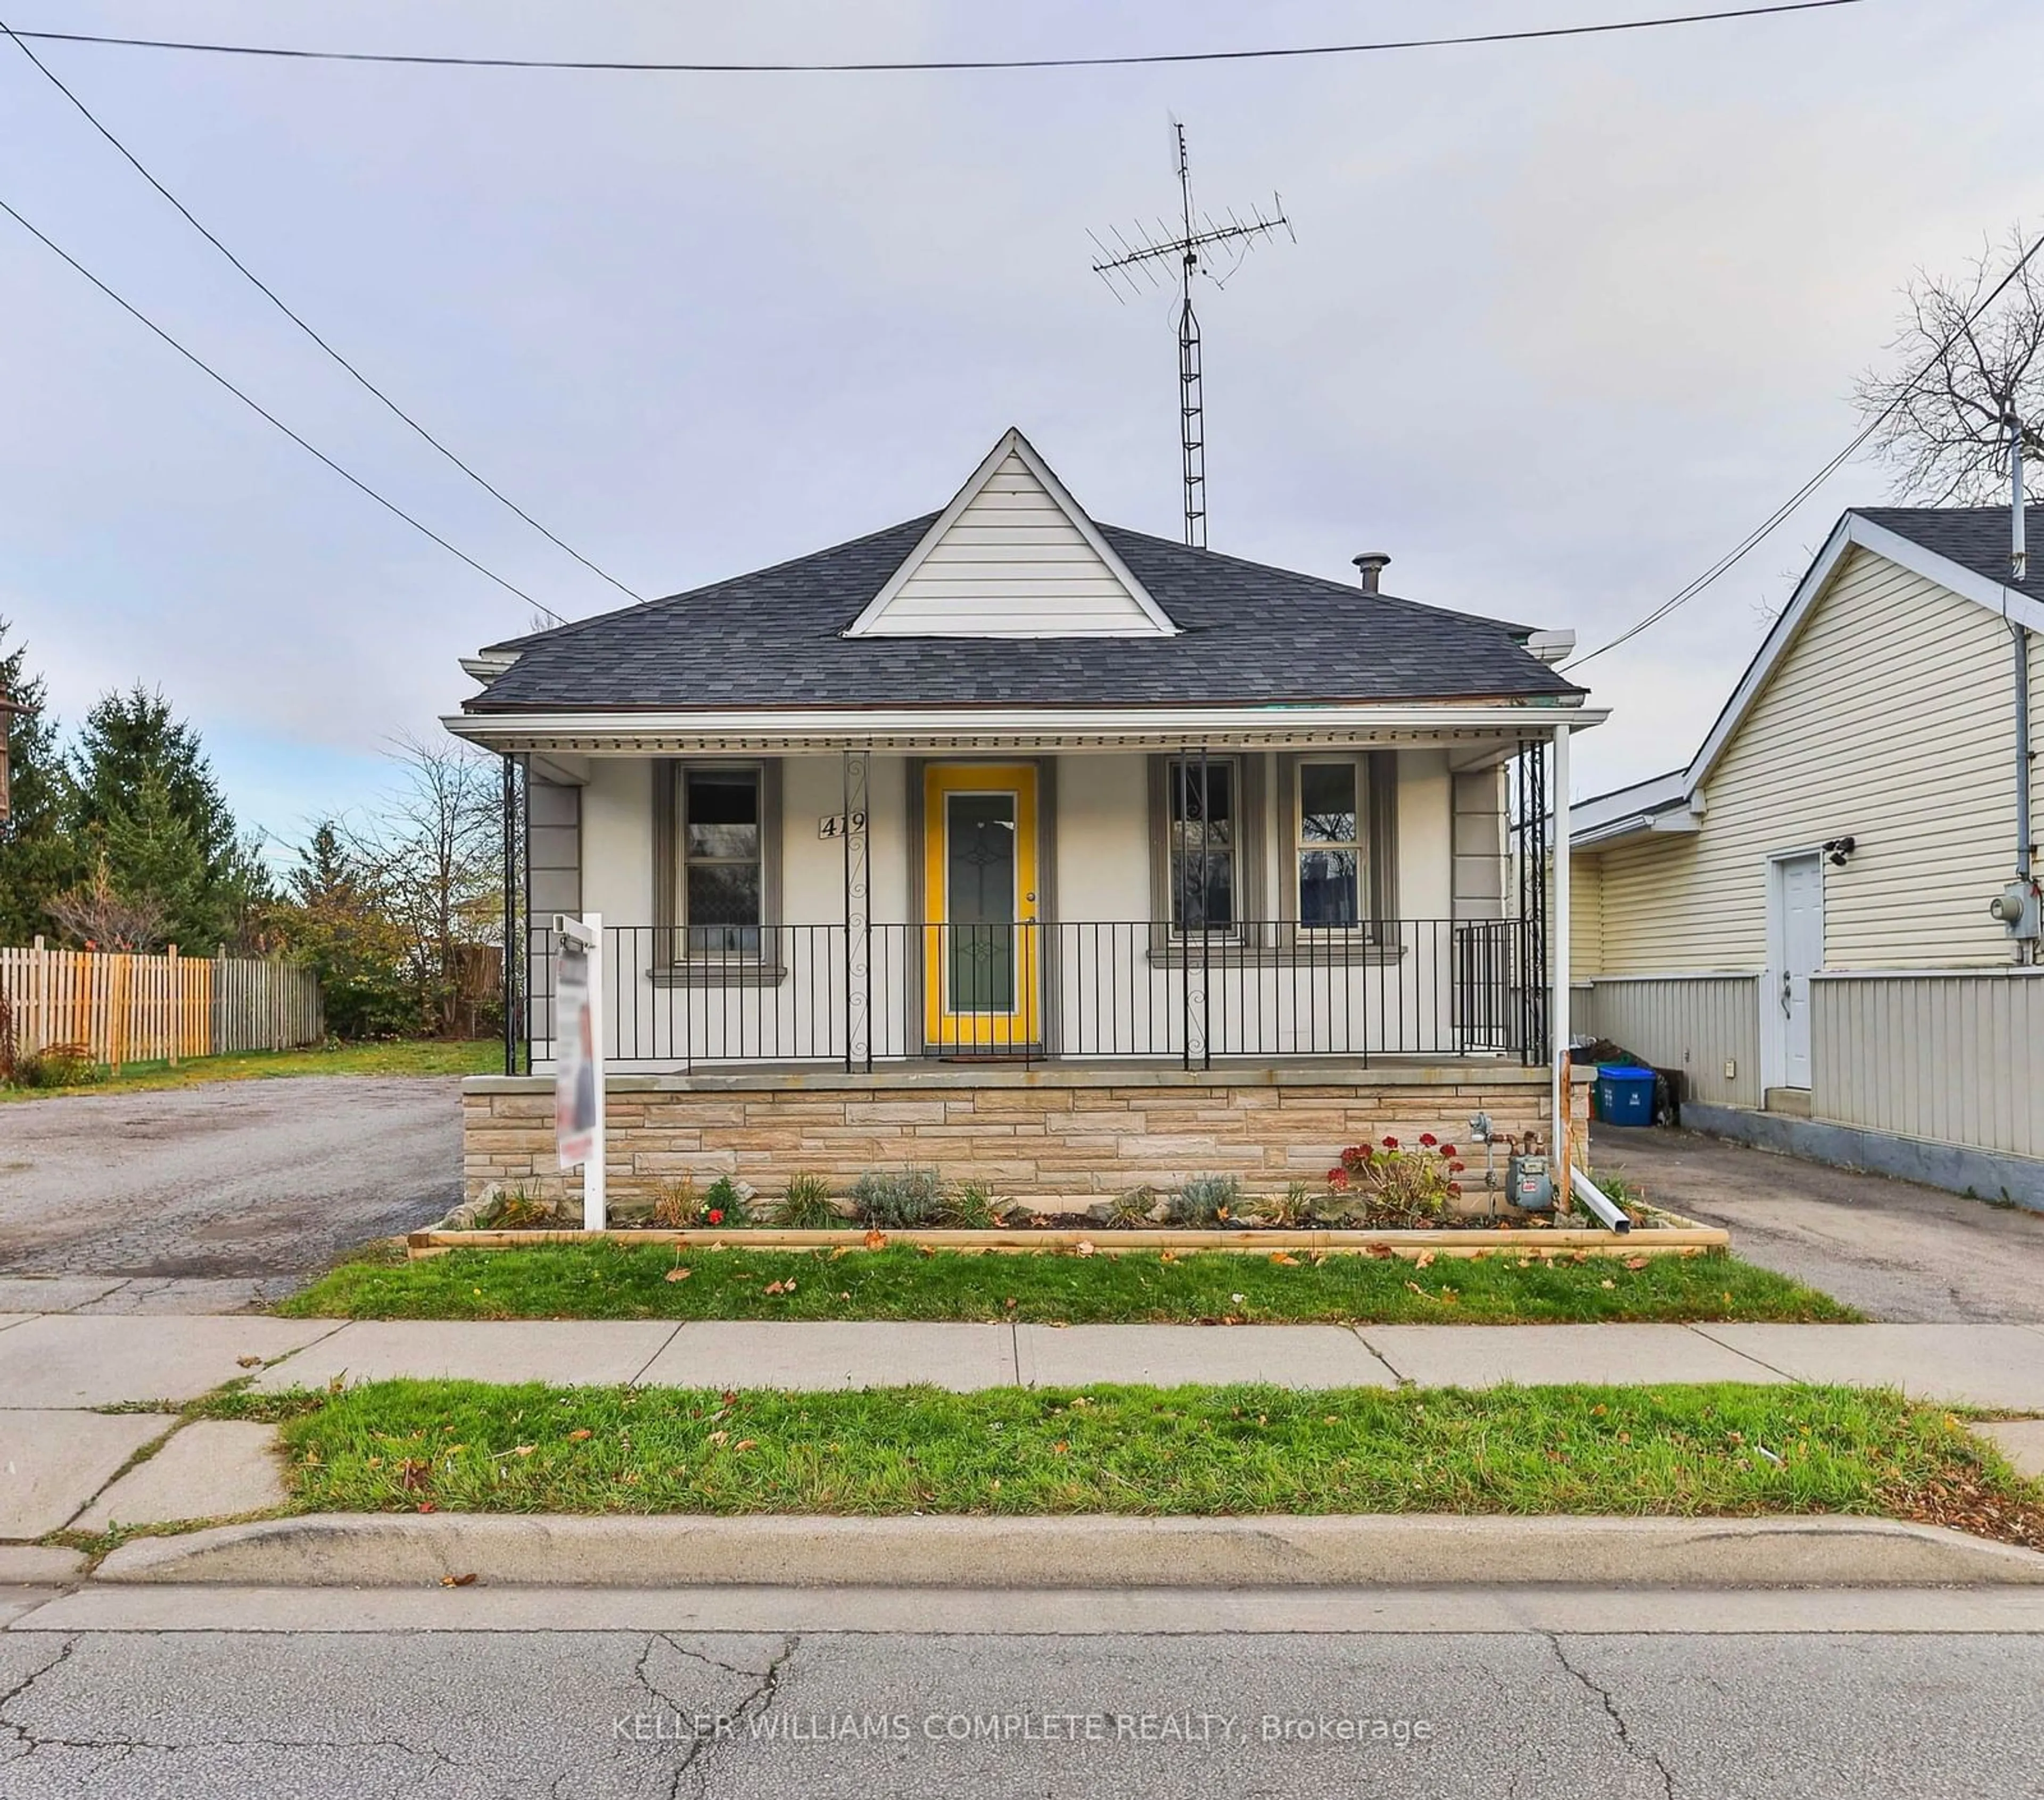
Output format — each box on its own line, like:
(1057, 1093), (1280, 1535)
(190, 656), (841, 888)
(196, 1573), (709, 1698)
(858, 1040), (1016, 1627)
(0, 940), (320, 1070)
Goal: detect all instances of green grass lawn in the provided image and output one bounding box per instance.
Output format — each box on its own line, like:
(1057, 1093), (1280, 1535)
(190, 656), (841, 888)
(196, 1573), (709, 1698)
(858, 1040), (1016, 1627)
(4, 1038), (499, 1099)
(282, 1241), (1858, 1326)
(237, 1379), (2038, 1540)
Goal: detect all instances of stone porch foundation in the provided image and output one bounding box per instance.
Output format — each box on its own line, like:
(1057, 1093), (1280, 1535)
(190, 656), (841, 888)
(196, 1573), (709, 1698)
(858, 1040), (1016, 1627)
(463, 1062), (1589, 1212)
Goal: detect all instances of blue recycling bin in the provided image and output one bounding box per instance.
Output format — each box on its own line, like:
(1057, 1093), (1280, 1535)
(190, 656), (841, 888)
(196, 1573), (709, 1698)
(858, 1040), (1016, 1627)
(1595, 1065), (1656, 1128)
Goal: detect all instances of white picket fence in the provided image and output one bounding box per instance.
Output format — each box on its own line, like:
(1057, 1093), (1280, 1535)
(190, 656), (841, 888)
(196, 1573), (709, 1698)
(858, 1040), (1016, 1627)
(0, 939), (323, 1070)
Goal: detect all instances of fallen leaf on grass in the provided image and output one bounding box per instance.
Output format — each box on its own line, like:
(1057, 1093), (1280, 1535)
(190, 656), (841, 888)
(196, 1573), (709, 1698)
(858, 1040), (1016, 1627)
(1269, 1251), (1300, 1266)
(707, 1430), (729, 1447)
(1075, 1240), (1097, 1258)
(1599, 1279), (1616, 1290)
(416, 1502), (436, 1513)
(732, 1439), (758, 1453)
(567, 1429), (593, 1442)
(513, 1444), (535, 1457)
(863, 1230), (888, 1250)
(829, 1246), (852, 1261)
(1623, 1255), (1649, 1270)
(440, 1572), (477, 1588)
(1158, 1249), (1178, 1264)
(664, 1267), (692, 1283)
(1003, 1297), (1017, 1310)
(1051, 1441), (1069, 1455)
(1414, 1249), (1436, 1269)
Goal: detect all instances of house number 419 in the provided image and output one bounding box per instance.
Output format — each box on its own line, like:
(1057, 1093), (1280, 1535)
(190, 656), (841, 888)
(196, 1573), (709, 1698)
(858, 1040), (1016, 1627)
(817, 812), (867, 839)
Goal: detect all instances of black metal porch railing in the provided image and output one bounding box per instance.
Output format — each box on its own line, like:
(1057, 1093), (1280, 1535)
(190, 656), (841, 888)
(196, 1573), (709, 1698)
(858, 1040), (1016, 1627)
(518, 920), (1544, 1072)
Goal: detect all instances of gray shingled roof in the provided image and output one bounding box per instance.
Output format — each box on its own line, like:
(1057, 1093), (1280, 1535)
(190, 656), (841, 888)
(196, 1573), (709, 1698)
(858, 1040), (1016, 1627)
(1856, 505), (2044, 605)
(469, 516), (1580, 713)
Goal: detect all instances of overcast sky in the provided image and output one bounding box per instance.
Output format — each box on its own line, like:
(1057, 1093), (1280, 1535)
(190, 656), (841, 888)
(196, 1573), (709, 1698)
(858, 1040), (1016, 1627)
(1, 0), (2034, 854)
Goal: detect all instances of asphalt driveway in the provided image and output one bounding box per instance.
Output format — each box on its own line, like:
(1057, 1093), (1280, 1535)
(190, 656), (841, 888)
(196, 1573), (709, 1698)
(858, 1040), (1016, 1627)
(1593, 1127), (2044, 1323)
(0, 1077), (461, 1306)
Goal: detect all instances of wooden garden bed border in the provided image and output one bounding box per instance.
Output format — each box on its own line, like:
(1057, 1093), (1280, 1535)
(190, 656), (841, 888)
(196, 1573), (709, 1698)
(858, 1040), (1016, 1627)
(407, 1222), (1729, 1260)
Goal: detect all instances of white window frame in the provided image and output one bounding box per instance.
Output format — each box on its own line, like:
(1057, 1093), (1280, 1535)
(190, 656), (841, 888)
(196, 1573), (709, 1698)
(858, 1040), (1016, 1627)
(1292, 754), (1370, 934)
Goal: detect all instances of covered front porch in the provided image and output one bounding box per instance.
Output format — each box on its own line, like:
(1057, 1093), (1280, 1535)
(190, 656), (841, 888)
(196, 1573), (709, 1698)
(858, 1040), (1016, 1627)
(485, 719), (1571, 1081)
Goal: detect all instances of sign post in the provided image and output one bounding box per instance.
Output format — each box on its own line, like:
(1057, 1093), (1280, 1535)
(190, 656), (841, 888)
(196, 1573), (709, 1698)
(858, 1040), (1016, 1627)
(553, 911), (606, 1232)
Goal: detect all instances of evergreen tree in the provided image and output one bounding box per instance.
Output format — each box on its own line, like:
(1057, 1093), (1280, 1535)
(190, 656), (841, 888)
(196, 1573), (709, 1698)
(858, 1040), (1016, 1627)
(0, 622), (80, 944)
(66, 687), (271, 951)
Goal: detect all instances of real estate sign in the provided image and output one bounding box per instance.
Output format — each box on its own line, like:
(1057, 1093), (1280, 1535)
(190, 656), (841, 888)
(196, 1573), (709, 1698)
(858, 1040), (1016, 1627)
(552, 912), (606, 1230)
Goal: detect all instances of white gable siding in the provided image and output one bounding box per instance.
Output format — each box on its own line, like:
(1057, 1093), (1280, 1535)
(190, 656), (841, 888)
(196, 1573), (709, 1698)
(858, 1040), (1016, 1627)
(1589, 546), (2042, 975)
(855, 451), (1160, 637)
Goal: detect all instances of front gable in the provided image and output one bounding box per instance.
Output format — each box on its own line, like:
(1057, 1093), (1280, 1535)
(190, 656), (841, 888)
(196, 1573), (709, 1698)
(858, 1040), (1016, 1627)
(842, 427), (1178, 640)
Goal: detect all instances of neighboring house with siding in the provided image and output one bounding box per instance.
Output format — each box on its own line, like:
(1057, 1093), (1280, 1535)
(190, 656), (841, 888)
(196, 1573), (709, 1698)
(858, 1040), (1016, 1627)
(1570, 505), (2044, 1206)
(446, 427), (1600, 1210)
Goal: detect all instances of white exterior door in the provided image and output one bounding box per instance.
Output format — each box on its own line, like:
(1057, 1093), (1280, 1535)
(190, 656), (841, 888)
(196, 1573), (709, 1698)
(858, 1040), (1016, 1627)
(1774, 852), (1823, 1088)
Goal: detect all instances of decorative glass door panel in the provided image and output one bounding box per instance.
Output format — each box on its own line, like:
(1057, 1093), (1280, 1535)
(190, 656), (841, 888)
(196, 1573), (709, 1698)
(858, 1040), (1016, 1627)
(922, 765), (1040, 1051)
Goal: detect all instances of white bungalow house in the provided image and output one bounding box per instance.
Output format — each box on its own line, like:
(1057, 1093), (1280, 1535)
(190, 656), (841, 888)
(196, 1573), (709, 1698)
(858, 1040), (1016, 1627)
(1570, 504), (2043, 1207)
(446, 429), (1600, 1207)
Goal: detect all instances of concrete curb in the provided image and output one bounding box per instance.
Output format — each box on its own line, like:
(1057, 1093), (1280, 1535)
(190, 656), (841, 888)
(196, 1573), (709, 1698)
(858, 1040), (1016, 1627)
(92, 1512), (2044, 1590)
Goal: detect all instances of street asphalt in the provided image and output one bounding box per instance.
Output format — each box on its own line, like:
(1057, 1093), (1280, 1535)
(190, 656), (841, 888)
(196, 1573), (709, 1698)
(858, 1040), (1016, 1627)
(0, 1077), (461, 1297)
(1592, 1126), (2044, 1322)
(1, 1603), (2041, 1797)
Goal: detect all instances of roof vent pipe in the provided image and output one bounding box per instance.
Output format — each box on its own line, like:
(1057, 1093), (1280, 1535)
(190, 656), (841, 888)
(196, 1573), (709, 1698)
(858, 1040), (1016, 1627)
(1352, 552), (1390, 593)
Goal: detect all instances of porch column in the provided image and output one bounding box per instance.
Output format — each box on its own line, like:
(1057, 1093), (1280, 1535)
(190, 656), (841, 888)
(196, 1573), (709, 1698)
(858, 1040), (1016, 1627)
(1551, 723), (1572, 1183)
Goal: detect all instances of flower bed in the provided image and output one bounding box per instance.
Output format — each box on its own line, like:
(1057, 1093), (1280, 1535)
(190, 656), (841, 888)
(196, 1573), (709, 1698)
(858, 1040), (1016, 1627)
(415, 1154), (1724, 1261)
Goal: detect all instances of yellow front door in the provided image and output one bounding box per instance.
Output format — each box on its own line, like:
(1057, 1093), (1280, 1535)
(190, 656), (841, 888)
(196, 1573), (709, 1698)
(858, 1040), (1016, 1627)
(923, 763), (1040, 1051)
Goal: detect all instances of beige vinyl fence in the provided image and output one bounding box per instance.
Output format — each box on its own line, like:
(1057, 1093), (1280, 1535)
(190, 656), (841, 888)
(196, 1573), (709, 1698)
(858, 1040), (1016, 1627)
(1812, 969), (2044, 1161)
(1571, 973), (1763, 1109)
(0, 940), (323, 1070)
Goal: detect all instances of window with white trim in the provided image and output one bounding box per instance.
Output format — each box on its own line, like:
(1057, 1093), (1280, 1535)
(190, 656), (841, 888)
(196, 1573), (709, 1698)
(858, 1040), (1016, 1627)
(682, 766), (763, 954)
(1296, 759), (1363, 928)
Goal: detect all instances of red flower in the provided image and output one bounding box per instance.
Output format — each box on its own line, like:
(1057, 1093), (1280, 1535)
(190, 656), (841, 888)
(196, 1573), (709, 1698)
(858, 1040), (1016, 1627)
(1381, 1136), (1399, 1150)
(707, 1209), (724, 1225)
(1438, 1144), (1458, 1159)
(1418, 1132), (1437, 1147)
(1448, 1161), (1466, 1175)
(1447, 1182), (1463, 1196)
(1326, 1167), (1351, 1190)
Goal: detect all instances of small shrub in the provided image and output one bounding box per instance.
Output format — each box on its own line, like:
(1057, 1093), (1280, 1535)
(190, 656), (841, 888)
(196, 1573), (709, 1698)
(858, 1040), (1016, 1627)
(1325, 1134), (1464, 1226)
(650, 1177), (702, 1230)
(702, 1175), (754, 1229)
(11, 1044), (104, 1089)
(778, 1172), (842, 1231)
(1263, 1181), (1316, 1228)
(484, 1182), (557, 1229)
(850, 1167), (948, 1229)
(1108, 1185), (1160, 1229)
(1167, 1173), (1244, 1228)
(944, 1180), (1001, 1230)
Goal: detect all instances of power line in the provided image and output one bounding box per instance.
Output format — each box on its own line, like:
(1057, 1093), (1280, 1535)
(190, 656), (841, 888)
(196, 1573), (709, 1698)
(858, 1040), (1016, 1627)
(0, 18), (642, 607)
(0, 189), (571, 625)
(7, 3), (1872, 75)
(1565, 221), (2044, 672)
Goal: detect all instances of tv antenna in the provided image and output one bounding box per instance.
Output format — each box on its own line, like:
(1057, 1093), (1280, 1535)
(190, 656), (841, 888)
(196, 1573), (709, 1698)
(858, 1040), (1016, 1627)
(1090, 123), (1292, 549)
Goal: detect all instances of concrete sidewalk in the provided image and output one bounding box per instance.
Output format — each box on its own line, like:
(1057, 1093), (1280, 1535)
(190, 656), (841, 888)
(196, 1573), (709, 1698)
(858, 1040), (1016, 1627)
(0, 1310), (2037, 1410)
(240, 1316), (2044, 1411)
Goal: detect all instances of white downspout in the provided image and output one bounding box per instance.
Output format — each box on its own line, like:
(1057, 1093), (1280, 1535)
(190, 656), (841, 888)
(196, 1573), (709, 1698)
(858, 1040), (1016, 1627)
(1551, 723), (1572, 1179)
(2012, 417), (2034, 964)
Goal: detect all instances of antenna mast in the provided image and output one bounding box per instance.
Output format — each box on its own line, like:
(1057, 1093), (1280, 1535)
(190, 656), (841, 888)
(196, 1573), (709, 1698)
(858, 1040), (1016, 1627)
(1091, 124), (1291, 549)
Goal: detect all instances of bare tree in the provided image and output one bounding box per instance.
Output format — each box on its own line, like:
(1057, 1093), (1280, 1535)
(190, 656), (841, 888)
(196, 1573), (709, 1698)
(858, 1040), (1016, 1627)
(1855, 226), (2044, 503)
(343, 734), (503, 1036)
(46, 852), (169, 951)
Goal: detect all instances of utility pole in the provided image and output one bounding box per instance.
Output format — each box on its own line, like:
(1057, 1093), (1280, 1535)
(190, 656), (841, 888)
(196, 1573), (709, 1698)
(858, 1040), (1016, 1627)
(1090, 125), (1291, 549)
